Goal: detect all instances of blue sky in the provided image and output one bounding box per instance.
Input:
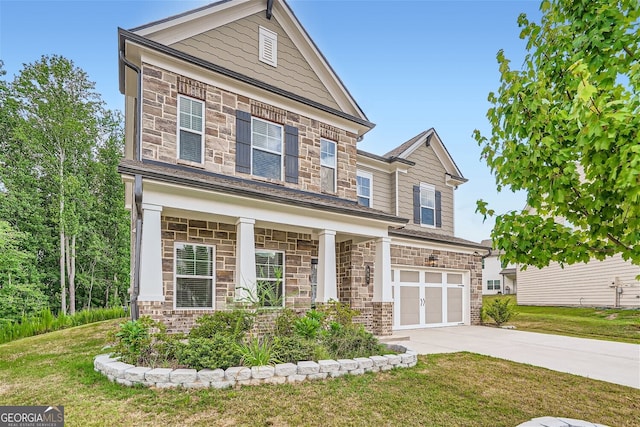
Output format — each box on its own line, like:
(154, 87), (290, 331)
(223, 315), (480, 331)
(0, 0), (541, 243)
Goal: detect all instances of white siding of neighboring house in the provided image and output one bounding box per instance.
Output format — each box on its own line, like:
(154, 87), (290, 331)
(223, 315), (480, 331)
(517, 254), (640, 308)
(482, 254), (516, 295)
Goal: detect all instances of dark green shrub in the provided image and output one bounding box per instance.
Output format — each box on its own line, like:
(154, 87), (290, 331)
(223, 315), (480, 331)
(273, 308), (298, 337)
(110, 317), (154, 364)
(321, 324), (386, 359)
(483, 297), (518, 326)
(271, 336), (316, 363)
(176, 335), (242, 370)
(189, 310), (254, 340)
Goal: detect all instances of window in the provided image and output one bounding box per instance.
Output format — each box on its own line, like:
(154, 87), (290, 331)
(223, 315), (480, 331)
(420, 184), (436, 226)
(178, 96), (204, 163)
(259, 26), (277, 67)
(252, 117), (283, 180)
(320, 139), (336, 193)
(356, 171), (372, 207)
(487, 279), (501, 291)
(175, 243), (214, 309)
(255, 250), (284, 307)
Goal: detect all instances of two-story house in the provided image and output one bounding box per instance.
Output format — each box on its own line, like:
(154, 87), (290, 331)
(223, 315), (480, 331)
(118, 0), (486, 335)
(480, 239), (517, 295)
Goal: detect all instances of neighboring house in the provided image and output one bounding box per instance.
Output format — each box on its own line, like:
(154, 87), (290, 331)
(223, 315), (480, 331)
(117, 0), (486, 335)
(511, 208), (639, 308)
(480, 239), (517, 295)
(518, 255), (640, 308)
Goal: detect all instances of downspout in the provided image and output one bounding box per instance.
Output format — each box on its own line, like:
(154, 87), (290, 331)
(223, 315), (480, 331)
(119, 48), (143, 320)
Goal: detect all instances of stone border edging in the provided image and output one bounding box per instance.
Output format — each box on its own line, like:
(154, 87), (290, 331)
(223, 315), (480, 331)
(94, 343), (417, 389)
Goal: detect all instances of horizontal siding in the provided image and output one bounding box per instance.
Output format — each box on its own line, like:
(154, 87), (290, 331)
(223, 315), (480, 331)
(170, 12), (340, 111)
(398, 144), (454, 236)
(358, 165), (392, 214)
(518, 254), (640, 308)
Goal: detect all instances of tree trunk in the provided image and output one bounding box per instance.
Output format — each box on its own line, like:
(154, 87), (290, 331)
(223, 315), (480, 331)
(66, 235), (76, 314)
(105, 284), (110, 307)
(87, 259), (96, 310)
(59, 152), (66, 315)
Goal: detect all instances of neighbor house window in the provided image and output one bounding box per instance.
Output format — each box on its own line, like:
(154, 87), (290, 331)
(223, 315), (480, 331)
(178, 96), (204, 163)
(420, 183), (436, 226)
(356, 170), (372, 207)
(487, 279), (501, 291)
(255, 250), (284, 307)
(252, 117), (283, 180)
(175, 243), (214, 309)
(320, 139), (336, 193)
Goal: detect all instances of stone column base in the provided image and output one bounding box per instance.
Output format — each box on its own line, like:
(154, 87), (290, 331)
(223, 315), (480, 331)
(371, 302), (393, 336)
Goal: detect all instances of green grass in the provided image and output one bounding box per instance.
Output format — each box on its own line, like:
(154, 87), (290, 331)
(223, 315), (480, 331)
(483, 295), (640, 344)
(1, 320), (638, 426)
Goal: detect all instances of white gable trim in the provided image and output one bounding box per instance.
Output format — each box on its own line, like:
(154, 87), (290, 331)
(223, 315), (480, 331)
(397, 129), (465, 183)
(131, 0), (368, 123)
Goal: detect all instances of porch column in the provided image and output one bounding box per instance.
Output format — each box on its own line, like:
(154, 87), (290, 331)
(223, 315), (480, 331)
(138, 204), (164, 302)
(373, 236), (392, 302)
(235, 218), (256, 301)
(317, 230), (337, 302)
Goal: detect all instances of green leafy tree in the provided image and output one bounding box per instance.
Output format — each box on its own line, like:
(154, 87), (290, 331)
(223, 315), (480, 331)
(1, 55), (129, 313)
(475, 0), (640, 268)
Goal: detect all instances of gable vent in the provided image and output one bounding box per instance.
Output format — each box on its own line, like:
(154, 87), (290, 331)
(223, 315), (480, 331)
(259, 26), (277, 67)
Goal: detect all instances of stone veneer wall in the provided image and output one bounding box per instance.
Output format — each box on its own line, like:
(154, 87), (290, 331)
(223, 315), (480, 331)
(138, 216), (319, 333)
(140, 63), (358, 201)
(390, 244), (483, 325)
(336, 240), (393, 335)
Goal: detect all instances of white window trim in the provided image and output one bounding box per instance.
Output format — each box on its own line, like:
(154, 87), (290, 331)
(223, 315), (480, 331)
(259, 26), (278, 67)
(251, 117), (284, 181)
(356, 170), (373, 207)
(420, 183), (436, 228)
(177, 95), (205, 164)
(255, 249), (285, 308)
(174, 242), (216, 310)
(320, 138), (337, 193)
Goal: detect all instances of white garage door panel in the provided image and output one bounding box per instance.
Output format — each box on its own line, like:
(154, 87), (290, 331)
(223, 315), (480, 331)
(393, 268), (468, 330)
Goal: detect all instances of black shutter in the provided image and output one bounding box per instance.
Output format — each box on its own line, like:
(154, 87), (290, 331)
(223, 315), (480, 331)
(435, 190), (442, 228)
(413, 185), (421, 224)
(284, 125), (299, 184)
(235, 110), (251, 174)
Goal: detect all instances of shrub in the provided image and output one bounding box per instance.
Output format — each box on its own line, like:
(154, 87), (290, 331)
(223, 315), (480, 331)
(273, 308), (298, 337)
(176, 336), (242, 370)
(189, 310), (254, 340)
(317, 300), (360, 327)
(271, 336), (316, 363)
(237, 338), (278, 367)
(110, 317), (154, 364)
(321, 324), (387, 359)
(483, 297), (518, 326)
(293, 316), (322, 339)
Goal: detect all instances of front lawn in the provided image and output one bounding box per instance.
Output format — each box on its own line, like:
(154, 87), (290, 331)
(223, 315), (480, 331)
(1, 319), (638, 426)
(483, 295), (640, 344)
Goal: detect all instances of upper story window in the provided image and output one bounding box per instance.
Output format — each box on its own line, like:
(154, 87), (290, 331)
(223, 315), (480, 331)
(356, 170), (372, 207)
(320, 139), (336, 193)
(420, 183), (436, 227)
(252, 117), (283, 180)
(178, 95), (204, 163)
(175, 243), (215, 309)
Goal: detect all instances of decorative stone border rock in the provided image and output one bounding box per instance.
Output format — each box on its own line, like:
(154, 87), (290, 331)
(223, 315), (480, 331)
(94, 345), (418, 389)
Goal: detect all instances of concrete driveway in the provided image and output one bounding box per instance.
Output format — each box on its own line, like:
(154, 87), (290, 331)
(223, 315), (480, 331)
(387, 326), (640, 389)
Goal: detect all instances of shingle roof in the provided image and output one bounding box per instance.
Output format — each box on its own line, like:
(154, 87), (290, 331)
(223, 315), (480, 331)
(388, 227), (490, 250)
(383, 129), (432, 159)
(119, 159), (407, 224)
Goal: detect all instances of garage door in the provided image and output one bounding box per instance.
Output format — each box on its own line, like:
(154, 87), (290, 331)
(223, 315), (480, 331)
(392, 269), (467, 329)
